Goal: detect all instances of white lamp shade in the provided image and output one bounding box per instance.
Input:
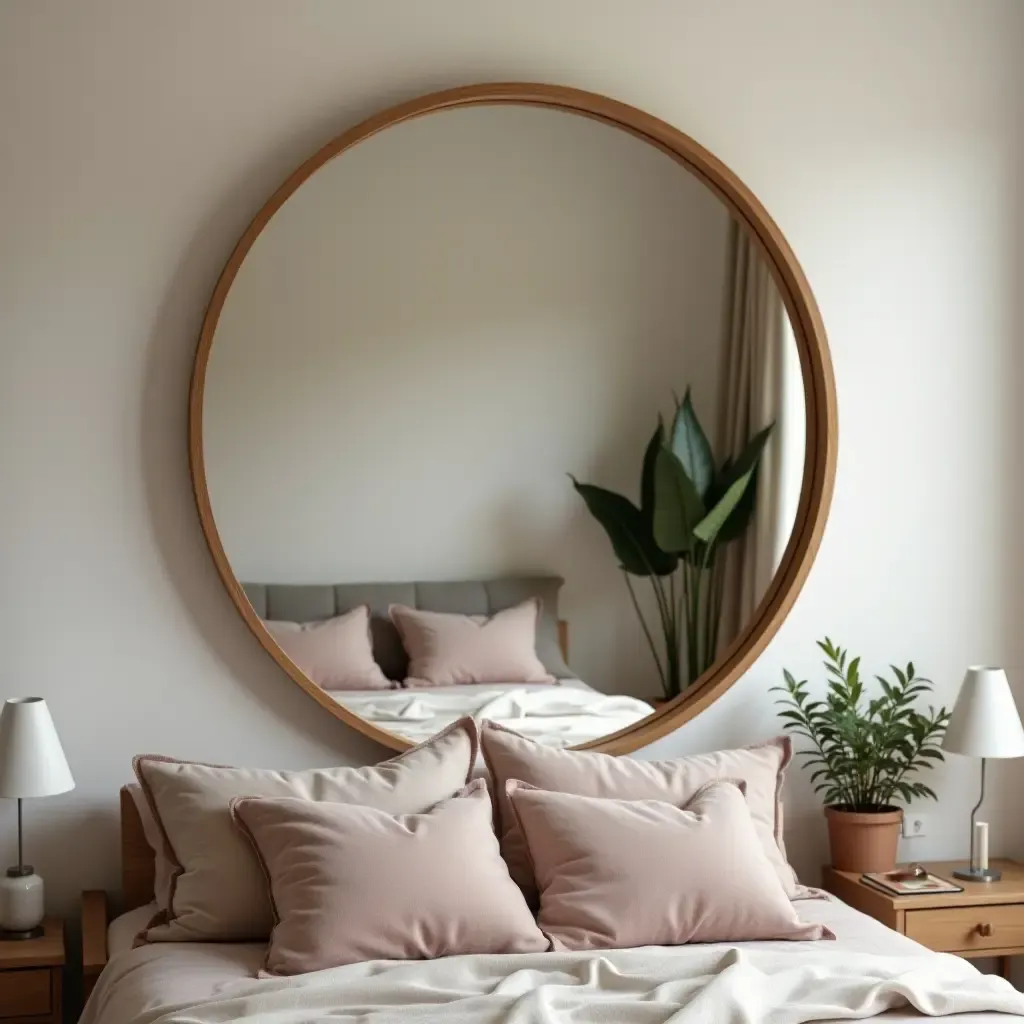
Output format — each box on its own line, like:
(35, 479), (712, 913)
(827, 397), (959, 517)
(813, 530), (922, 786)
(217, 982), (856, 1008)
(0, 698), (74, 798)
(942, 667), (1024, 758)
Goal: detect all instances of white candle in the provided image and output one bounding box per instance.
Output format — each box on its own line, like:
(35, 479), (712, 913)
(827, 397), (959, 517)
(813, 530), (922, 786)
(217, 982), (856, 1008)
(975, 821), (989, 871)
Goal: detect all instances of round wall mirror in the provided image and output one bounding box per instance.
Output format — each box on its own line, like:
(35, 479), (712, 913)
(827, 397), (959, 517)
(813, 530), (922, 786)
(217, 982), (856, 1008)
(190, 84), (837, 755)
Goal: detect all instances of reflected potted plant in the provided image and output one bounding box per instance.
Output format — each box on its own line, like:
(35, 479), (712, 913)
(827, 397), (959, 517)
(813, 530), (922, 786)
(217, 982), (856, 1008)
(772, 638), (950, 873)
(571, 389), (772, 699)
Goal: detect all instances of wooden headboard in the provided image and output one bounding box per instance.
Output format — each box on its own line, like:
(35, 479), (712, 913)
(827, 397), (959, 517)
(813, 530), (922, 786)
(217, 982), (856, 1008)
(121, 787), (155, 911)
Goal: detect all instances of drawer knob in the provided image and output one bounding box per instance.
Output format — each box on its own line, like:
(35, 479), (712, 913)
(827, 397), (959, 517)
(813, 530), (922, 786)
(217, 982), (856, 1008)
(975, 922), (994, 938)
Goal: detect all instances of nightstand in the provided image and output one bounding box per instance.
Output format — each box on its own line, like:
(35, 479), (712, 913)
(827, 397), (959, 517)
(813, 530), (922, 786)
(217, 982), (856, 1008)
(823, 859), (1024, 978)
(0, 919), (63, 1024)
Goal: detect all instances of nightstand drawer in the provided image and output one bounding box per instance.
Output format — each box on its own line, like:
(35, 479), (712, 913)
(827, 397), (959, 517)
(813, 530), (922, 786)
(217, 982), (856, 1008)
(0, 968), (51, 1018)
(906, 903), (1024, 953)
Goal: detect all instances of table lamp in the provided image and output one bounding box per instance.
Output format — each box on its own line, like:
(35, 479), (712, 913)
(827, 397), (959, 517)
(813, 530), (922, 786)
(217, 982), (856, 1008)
(941, 667), (1024, 882)
(0, 698), (74, 937)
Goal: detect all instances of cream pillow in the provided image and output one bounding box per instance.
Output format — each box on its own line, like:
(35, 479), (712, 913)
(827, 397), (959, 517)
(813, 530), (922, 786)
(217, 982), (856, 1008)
(507, 779), (833, 951)
(133, 716), (477, 943)
(480, 722), (803, 902)
(232, 780), (548, 975)
(390, 599), (555, 687)
(265, 606), (390, 690)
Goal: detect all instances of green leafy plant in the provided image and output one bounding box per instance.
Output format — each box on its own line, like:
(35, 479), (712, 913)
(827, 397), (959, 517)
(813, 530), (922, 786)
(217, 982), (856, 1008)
(571, 389), (772, 699)
(772, 638), (951, 811)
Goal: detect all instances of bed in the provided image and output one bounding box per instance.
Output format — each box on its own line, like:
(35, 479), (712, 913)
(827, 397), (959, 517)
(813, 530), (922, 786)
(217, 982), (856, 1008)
(244, 577), (654, 748)
(333, 680), (654, 747)
(80, 789), (1024, 1024)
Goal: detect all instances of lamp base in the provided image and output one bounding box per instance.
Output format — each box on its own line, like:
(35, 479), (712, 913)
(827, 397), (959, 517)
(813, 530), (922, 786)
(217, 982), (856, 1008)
(0, 925), (44, 941)
(953, 866), (1002, 883)
(0, 866), (45, 937)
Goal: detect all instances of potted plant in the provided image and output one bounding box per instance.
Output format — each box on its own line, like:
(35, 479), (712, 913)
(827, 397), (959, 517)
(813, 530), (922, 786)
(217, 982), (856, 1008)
(571, 389), (773, 699)
(772, 638), (950, 873)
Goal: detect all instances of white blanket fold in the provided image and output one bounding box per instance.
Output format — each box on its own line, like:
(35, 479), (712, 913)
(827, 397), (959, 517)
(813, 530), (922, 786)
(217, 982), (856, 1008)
(333, 681), (653, 747)
(90, 945), (1024, 1024)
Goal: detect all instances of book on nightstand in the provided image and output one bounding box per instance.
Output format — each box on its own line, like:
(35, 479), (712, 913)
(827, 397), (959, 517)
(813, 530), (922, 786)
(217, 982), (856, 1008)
(860, 871), (964, 896)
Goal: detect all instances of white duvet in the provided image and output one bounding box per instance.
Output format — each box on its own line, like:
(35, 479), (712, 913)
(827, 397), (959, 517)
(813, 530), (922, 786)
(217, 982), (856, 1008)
(85, 899), (1024, 1024)
(332, 680), (653, 747)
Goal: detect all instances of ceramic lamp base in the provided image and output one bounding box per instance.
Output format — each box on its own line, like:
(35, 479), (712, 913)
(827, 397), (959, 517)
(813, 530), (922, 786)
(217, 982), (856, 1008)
(0, 925), (44, 940)
(953, 866), (1002, 882)
(0, 866), (45, 935)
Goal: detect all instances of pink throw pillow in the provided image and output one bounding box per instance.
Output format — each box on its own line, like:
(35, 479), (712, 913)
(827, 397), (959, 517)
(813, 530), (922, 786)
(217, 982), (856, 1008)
(480, 722), (802, 903)
(390, 599), (555, 687)
(507, 779), (833, 951)
(231, 779), (548, 974)
(265, 605), (390, 690)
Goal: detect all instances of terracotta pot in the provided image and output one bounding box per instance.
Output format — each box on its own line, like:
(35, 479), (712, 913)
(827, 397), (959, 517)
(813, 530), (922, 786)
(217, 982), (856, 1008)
(825, 805), (903, 873)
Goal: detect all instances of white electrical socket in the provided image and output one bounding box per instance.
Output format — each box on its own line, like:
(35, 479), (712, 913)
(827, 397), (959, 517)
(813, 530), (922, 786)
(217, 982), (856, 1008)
(902, 814), (928, 838)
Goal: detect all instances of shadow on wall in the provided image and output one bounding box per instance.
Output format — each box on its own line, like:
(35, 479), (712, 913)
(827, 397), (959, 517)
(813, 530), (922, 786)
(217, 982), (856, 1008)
(999, 138), (1024, 858)
(135, 107), (398, 768)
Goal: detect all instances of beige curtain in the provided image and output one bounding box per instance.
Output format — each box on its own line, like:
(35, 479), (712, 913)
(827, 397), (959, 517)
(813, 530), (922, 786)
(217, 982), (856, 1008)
(716, 219), (787, 652)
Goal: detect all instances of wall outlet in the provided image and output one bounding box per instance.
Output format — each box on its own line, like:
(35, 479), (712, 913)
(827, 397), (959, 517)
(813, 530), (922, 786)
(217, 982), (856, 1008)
(902, 814), (928, 838)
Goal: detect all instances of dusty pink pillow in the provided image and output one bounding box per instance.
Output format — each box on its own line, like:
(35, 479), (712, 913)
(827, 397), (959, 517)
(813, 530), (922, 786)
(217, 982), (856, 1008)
(265, 606), (390, 690)
(507, 779), (833, 951)
(231, 779), (548, 975)
(480, 722), (802, 903)
(390, 599), (555, 687)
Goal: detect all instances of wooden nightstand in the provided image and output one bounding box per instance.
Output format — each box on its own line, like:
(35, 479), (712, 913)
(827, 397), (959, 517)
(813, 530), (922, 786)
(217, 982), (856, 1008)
(823, 859), (1024, 978)
(0, 919), (63, 1024)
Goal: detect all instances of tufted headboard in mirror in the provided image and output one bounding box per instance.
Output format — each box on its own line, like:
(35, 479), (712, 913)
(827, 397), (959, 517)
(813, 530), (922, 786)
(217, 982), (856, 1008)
(242, 576), (572, 684)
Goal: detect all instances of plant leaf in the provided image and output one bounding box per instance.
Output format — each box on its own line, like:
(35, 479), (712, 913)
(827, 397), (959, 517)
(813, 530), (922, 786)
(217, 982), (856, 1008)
(652, 447), (704, 555)
(639, 420), (665, 522)
(693, 466), (756, 547)
(668, 389), (715, 499)
(707, 423), (775, 545)
(713, 464), (760, 545)
(775, 635), (949, 809)
(571, 478), (677, 576)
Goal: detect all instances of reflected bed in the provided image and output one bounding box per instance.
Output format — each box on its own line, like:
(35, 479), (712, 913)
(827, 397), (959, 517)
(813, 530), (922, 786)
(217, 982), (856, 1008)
(332, 679), (653, 747)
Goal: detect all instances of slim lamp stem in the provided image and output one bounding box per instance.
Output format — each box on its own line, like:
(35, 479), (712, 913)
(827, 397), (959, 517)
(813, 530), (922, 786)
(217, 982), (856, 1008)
(968, 758), (986, 871)
(17, 797), (22, 873)
(954, 757), (998, 882)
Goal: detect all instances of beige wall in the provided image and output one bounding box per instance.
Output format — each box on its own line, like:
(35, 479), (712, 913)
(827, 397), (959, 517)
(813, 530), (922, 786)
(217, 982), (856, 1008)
(203, 103), (733, 698)
(0, 0), (1021, 923)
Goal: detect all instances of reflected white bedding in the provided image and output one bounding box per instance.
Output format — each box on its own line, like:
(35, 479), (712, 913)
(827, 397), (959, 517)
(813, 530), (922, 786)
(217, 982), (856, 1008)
(332, 680), (653, 747)
(84, 898), (1024, 1024)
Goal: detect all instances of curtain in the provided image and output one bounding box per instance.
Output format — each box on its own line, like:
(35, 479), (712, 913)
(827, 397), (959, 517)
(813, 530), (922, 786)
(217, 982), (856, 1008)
(716, 219), (788, 652)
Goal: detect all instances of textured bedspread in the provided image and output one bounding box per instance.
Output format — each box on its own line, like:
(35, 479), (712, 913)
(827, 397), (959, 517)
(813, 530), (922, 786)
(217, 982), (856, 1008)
(333, 681), (652, 746)
(84, 900), (1024, 1024)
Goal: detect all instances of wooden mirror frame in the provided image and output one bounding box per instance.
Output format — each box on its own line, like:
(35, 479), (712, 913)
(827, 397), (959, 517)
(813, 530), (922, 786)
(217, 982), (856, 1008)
(189, 83), (838, 756)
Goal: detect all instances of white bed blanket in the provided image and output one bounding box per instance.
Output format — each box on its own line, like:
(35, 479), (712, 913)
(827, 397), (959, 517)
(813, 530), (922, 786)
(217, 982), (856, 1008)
(83, 900), (1024, 1024)
(332, 681), (652, 747)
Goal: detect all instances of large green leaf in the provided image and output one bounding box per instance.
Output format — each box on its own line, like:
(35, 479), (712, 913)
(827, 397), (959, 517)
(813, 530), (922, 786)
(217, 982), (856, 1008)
(706, 422), (775, 545)
(571, 478), (677, 577)
(640, 420), (665, 521)
(727, 422), (774, 482)
(668, 389), (715, 499)
(714, 463), (760, 545)
(693, 466), (756, 547)
(652, 447), (704, 555)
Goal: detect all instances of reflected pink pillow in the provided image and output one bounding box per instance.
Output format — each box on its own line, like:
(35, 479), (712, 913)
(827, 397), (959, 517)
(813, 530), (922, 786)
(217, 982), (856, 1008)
(231, 779), (548, 974)
(265, 606), (389, 690)
(390, 599), (555, 687)
(508, 779), (833, 952)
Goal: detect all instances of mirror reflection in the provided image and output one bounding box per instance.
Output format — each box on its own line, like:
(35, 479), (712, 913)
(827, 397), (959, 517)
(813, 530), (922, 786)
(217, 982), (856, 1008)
(202, 104), (804, 748)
